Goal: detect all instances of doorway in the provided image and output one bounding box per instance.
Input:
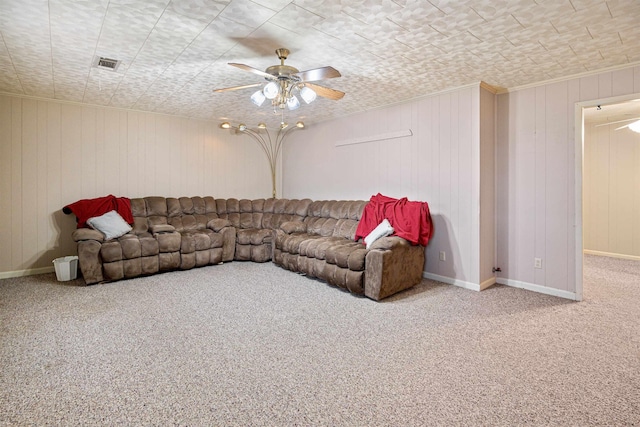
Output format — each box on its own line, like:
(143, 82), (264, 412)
(575, 94), (640, 301)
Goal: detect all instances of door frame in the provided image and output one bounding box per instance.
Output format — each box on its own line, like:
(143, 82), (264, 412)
(574, 92), (640, 301)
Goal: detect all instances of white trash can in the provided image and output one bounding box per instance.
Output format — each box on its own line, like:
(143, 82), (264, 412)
(53, 256), (79, 281)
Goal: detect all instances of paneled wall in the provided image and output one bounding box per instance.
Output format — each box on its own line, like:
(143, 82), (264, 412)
(496, 65), (640, 299)
(0, 94), (271, 276)
(283, 84), (495, 289)
(584, 121), (640, 259)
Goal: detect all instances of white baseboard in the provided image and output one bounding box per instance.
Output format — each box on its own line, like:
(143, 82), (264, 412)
(423, 271), (577, 300)
(583, 250), (640, 262)
(423, 272), (481, 291)
(0, 266), (55, 280)
(496, 277), (578, 301)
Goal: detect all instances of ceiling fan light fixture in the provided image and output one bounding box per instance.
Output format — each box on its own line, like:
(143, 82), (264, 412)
(251, 90), (266, 106)
(287, 95), (300, 110)
(220, 122), (231, 129)
(215, 48), (344, 117)
(263, 82), (279, 100)
(300, 86), (317, 104)
(628, 120), (640, 133)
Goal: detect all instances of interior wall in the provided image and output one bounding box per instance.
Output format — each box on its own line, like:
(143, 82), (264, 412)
(496, 65), (640, 299)
(584, 121), (640, 259)
(0, 94), (271, 276)
(479, 85), (497, 288)
(282, 84), (485, 287)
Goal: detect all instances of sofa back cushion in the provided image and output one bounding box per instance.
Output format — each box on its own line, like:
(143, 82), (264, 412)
(259, 198), (311, 230)
(163, 196), (220, 232)
(122, 196), (364, 238)
(145, 197), (169, 229)
(261, 198), (277, 229)
(303, 200), (366, 239)
(239, 199), (256, 229)
(215, 198), (240, 228)
(130, 198), (148, 235)
(251, 199), (265, 229)
(333, 201), (366, 239)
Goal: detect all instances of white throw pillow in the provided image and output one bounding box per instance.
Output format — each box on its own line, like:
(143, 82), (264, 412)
(364, 218), (394, 249)
(87, 210), (132, 240)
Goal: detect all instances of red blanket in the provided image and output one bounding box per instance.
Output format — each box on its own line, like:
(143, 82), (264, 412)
(355, 193), (433, 246)
(63, 195), (134, 228)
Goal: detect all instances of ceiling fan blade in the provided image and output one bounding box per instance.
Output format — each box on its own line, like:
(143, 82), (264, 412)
(228, 63), (274, 80)
(594, 117), (640, 127)
(305, 83), (345, 100)
(296, 66), (341, 82)
(213, 83), (262, 93)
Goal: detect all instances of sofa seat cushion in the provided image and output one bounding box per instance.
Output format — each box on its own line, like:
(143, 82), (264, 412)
(278, 233), (322, 254)
(101, 235), (161, 263)
(206, 231), (225, 249)
(192, 231), (212, 251)
(236, 228), (272, 245)
(286, 236), (367, 271)
(140, 236), (159, 256)
(119, 234), (142, 259)
(325, 241), (367, 270)
(156, 231), (181, 253)
(180, 230), (225, 253)
(100, 241), (123, 263)
(299, 236), (347, 260)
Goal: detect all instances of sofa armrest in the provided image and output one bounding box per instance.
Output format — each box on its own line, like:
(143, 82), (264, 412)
(280, 221), (307, 234)
(72, 228), (104, 243)
(365, 239), (425, 301)
(77, 240), (104, 284)
(367, 236), (408, 251)
(149, 224), (176, 234)
(207, 218), (232, 232)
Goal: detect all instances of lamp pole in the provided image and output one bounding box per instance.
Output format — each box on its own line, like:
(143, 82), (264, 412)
(221, 122), (304, 198)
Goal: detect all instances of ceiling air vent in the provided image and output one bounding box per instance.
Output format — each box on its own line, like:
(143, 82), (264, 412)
(92, 56), (121, 72)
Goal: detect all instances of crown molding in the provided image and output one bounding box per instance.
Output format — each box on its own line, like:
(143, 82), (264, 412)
(496, 61), (640, 94)
(0, 91), (219, 123)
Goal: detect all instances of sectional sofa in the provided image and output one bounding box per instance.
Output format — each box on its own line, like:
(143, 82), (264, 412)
(70, 196), (428, 300)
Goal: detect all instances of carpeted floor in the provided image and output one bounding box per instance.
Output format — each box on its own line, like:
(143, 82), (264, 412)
(1, 255), (638, 426)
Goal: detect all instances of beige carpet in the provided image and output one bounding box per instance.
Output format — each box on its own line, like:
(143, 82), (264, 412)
(1, 255), (638, 426)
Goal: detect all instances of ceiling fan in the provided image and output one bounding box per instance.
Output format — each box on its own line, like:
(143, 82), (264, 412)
(595, 116), (640, 132)
(213, 48), (344, 111)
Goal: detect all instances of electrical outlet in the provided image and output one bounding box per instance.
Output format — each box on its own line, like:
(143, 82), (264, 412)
(534, 258), (542, 269)
(439, 251), (446, 261)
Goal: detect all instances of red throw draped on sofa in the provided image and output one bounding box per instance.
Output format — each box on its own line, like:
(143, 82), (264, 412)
(63, 195), (134, 228)
(354, 193), (433, 246)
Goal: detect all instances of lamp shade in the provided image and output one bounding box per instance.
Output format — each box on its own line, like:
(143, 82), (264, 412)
(250, 90), (266, 106)
(287, 94), (300, 110)
(263, 82), (279, 99)
(300, 86), (317, 104)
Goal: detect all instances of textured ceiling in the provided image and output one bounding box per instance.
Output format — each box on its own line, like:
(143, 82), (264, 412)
(1, 0), (639, 127)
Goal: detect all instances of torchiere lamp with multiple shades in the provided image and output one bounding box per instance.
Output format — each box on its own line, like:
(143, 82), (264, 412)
(220, 121), (305, 198)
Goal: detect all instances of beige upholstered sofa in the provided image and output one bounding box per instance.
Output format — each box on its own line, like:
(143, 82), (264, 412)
(273, 199), (425, 300)
(71, 196), (426, 300)
(72, 196), (236, 285)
